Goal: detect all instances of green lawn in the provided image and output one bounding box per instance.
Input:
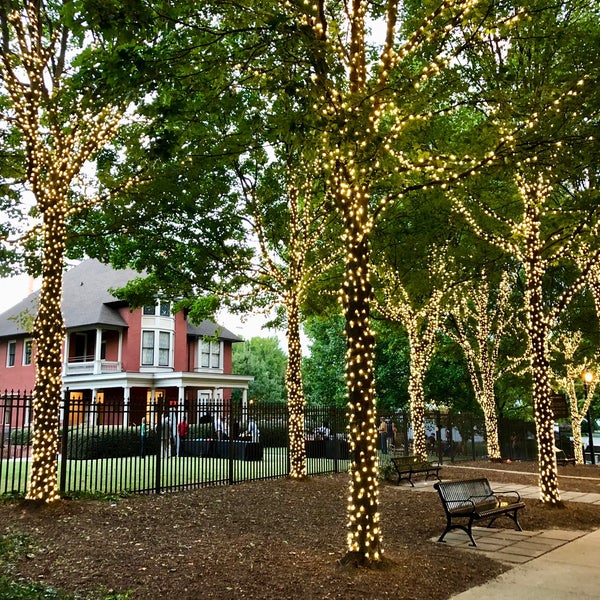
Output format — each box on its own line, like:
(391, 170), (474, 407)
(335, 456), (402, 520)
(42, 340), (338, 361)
(1, 448), (350, 497)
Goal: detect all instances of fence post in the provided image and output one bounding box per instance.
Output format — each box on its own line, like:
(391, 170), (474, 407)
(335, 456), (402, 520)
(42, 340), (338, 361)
(228, 405), (235, 485)
(59, 389), (69, 495)
(155, 398), (163, 495)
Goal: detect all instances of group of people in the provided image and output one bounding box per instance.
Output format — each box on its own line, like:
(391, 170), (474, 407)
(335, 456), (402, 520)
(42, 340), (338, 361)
(214, 415), (260, 443)
(378, 416), (398, 454)
(140, 413), (260, 459)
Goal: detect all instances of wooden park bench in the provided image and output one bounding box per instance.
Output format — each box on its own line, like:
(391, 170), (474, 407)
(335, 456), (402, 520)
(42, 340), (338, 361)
(390, 454), (441, 487)
(555, 448), (576, 466)
(433, 478), (525, 546)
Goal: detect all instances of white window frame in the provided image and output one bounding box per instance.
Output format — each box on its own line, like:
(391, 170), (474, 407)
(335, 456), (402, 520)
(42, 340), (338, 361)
(141, 331), (155, 366)
(200, 339), (222, 370)
(6, 340), (16, 367)
(22, 339), (33, 366)
(141, 330), (173, 368)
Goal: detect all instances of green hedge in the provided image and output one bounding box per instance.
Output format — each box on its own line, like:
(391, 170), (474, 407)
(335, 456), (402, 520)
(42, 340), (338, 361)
(8, 428), (32, 446)
(65, 425), (159, 459)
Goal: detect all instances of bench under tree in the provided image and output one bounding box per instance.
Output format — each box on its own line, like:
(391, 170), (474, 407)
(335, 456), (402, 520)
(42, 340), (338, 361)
(390, 454), (441, 487)
(433, 478), (526, 546)
(555, 448), (576, 466)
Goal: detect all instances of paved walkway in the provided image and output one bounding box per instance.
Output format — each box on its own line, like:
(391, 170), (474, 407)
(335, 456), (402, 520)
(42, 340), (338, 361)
(396, 476), (600, 599)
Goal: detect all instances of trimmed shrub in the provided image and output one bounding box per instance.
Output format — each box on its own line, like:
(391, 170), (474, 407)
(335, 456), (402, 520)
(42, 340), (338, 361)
(8, 428), (32, 446)
(66, 425), (159, 459)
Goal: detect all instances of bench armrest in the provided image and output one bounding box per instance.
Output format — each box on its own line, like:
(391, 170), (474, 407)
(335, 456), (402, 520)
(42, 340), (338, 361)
(491, 489), (521, 502)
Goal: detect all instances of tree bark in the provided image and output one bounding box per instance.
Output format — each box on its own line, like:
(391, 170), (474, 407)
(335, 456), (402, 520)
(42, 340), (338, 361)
(27, 206), (66, 502)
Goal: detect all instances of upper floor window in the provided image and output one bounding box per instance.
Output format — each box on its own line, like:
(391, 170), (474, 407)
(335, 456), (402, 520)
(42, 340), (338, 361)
(6, 340), (16, 367)
(142, 330), (172, 367)
(200, 339), (221, 369)
(23, 339), (33, 366)
(143, 301), (171, 317)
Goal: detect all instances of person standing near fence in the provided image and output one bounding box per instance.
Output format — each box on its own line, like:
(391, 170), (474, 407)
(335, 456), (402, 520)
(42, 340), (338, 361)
(161, 413), (173, 458)
(378, 417), (388, 454)
(177, 416), (189, 457)
(140, 417), (147, 459)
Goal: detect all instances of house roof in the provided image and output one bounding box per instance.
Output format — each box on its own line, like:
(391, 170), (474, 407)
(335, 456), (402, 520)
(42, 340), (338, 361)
(0, 259), (242, 342)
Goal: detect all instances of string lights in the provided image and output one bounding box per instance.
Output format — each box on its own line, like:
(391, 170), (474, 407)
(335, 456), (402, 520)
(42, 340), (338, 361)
(1, 3), (123, 501)
(552, 333), (598, 465)
(446, 274), (523, 461)
(375, 254), (449, 461)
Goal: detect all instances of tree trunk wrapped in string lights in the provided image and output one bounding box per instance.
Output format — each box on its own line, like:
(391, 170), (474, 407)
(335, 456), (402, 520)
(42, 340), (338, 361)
(375, 272), (445, 462)
(0, 2), (127, 502)
(552, 333), (598, 465)
(446, 273), (525, 462)
(28, 208), (66, 502)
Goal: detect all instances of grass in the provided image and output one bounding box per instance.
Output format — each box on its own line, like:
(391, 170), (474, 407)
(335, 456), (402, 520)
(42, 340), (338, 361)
(1, 447), (350, 497)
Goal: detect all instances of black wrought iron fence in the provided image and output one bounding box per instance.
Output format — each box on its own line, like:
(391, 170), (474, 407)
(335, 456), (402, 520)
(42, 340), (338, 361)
(0, 391), (352, 497)
(2, 390), (571, 498)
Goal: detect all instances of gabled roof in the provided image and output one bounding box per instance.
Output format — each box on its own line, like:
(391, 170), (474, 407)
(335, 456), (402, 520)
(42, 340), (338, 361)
(187, 319), (241, 343)
(0, 259), (242, 342)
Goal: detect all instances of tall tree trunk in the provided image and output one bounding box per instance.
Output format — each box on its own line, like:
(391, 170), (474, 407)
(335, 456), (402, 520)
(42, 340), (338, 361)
(526, 264), (561, 504)
(286, 293), (307, 478)
(340, 221), (381, 565)
(27, 206), (66, 502)
(481, 399), (501, 461)
(408, 355), (428, 461)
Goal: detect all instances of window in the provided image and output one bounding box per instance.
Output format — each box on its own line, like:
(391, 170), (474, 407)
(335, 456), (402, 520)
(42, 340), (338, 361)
(200, 340), (221, 369)
(142, 331), (155, 365)
(23, 339), (33, 366)
(159, 332), (170, 366)
(6, 341), (16, 367)
(159, 301), (171, 317)
(143, 305), (156, 315)
(142, 330), (171, 367)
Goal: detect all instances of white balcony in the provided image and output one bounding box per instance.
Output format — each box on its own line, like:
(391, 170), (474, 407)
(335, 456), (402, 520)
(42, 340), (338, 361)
(64, 359), (121, 376)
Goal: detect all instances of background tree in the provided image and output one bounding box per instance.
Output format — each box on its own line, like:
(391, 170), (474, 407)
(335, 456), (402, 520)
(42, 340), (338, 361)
(445, 271), (526, 460)
(374, 251), (449, 461)
(302, 314), (346, 407)
(232, 337), (287, 404)
(0, 0), (176, 502)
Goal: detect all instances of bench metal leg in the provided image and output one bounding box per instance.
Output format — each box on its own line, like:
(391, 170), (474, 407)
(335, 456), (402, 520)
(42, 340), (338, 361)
(486, 508), (523, 532)
(438, 515), (478, 546)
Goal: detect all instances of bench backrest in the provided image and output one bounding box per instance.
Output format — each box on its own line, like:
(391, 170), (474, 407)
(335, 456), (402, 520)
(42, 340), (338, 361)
(391, 455), (422, 467)
(434, 478), (495, 513)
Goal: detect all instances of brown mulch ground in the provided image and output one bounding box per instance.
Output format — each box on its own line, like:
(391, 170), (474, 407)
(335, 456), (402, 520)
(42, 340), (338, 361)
(2, 461), (600, 599)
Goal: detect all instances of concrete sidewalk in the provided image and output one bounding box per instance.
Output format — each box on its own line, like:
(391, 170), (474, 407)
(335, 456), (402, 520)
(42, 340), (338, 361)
(451, 526), (600, 599)
(399, 479), (600, 599)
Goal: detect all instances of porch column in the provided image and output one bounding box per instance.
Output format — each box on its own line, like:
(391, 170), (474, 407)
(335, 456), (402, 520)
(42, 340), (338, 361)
(63, 334), (70, 376)
(242, 388), (248, 410)
(94, 328), (102, 374)
(117, 330), (123, 370)
(123, 386), (130, 427)
(90, 389), (97, 426)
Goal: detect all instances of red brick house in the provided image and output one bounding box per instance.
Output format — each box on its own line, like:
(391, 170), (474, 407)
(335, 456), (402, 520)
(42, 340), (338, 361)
(0, 259), (252, 428)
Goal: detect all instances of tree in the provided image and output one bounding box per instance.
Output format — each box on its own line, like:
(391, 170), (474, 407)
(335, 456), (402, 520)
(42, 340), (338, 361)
(452, 0), (600, 504)
(0, 0), (177, 501)
(374, 252), (449, 461)
(551, 332), (598, 464)
(302, 314), (347, 407)
(445, 272), (526, 460)
(232, 337), (287, 404)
